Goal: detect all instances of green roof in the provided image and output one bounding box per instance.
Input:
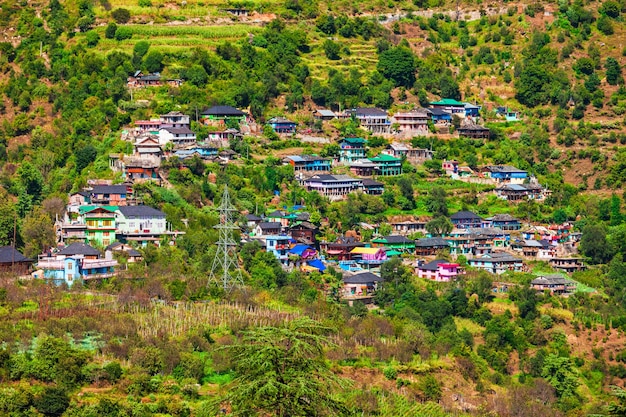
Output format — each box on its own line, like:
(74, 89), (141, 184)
(369, 154), (401, 162)
(430, 98), (465, 106)
(78, 205), (118, 214)
(340, 137), (366, 144)
(386, 250), (403, 256)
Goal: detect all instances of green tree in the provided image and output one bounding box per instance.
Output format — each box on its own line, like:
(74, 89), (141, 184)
(580, 223), (615, 264)
(608, 385), (626, 416)
(606, 57), (623, 85)
(425, 186), (448, 216)
(322, 39), (341, 60)
(377, 46), (416, 88)
(143, 50), (164, 73)
(105, 22), (117, 39)
(221, 318), (349, 417)
(34, 386), (70, 417)
(426, 216), (453, 236)
(22, 206), (56, 258)
(111, 8), (131, 23)
(17, 161), (44, 204)
(541, 354), (579, 398)
(397, 177), (415, 210)
(75, 144), (97, 173)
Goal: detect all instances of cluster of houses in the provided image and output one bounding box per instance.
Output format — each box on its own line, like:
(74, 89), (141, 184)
(1, 182), (183, 287)
(443, 162), (551, 202)
(241, 204), (586, 302)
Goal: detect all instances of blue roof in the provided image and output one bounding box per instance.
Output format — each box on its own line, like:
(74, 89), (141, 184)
(289, 244), (313, 256)
(307, 259), (326, 271)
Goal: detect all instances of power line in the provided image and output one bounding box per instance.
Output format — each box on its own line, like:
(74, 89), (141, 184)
(208, 185), (243, 290)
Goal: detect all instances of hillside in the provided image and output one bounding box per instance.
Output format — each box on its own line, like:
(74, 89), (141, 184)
(2, 0), (626, 416)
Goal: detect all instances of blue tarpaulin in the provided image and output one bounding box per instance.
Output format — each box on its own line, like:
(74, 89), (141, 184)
(307, 259), (326, 271)
(289, 244), (312, 256)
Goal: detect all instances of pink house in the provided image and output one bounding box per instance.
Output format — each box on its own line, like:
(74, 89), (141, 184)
(417, 259), (462, 282)
(350, 247), (388, 265)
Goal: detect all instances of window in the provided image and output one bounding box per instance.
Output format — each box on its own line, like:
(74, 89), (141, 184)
(87, 220), (96, 227)
(67, 274), (73, 282)
(68, 262), (73, 269)
(103, 220), (112, 227)
(103, 232), (110, 236)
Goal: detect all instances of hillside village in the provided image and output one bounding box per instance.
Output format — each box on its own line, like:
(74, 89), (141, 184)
(4, 0), (626, 415)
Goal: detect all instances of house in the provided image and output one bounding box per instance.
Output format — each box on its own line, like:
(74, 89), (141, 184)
(369, 154), (403, 176)
(530, 274), (576, 295)
(391, 219), (426, 235)
(160, 111), (190, 128)
(245, 214), (263, 230)
(446, 227), (509, 256)
(469, 253), (524, 275)
(429, 108), (452, 124)
(267, 117), (297, 134)
(69, 191), (90, 207)
(266, 210), (298, 228)
(430, 98), (467, 115)
(201, 105), (247, 124)
(254, 222), (282, 236)
(484, 214), (521, 231)
(450, 211), (483, 229)
(457, 124), (490, 139)
(83, 207), (117, 247)
(303, 175), (363, 201)
(350, 247), (388, 266)
(481, 165), (528, 184)
(417, 259), (462, 282)
(512, 239), (544, 258)
(283, 155), (332, 173)
(342, 271), (383, 300)
(263, 235), (292, 264)
(338, 138), (367, 164)
(313, 109), (336, 120)
(549, 257), (586, 273)
(353, 107), (391, 134)
(495, 183), (547, 201)
(288, 244), (317, 260)
(88, 185), (130, 206)
(134, 135), (163, 156)
(442, 160), (459, 176)
(371, 235), (415, 253)
(0, 246), (32, 274)
(127, 71), (161, 87)
(207, 128), (242, 142)
(361, 179), (384, 195)
(158, 127), (197, 147)
(289, 221), (319, 245)
(382, 142), (433, 163)
(464, 103), (481, 118)
(123, 155), (161, 183)
(115, 205), (170, 246)
(134, 120), (163, 133)
(415, 237), (450, 256)
(36, 242), (117, 287)
(391, 109), (430, 136)
(322, 236), (364, 261)
(105, 242), (143, 263)
(349, 159), (377, 176)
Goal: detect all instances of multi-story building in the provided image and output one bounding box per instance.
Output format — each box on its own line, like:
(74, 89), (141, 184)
(369, 154), (402, 176)
(450, 211), (484, 229)
(83, 207), (116, 247)
(353, 107), (391, 134)
(338, 138), (367, 164)
(158, 127), (197, 147)
(531, 274), (576, 295)
(36, 243), (117, 287)
(382, 142), (433, 163)
(417, 259), (462, 282)
(283, 155), (332, 173)
(481, 165), (528, 184)
(392, 109), (430, 136)
(304, 175), (363, 201)
(115, 205), (170, 246)
(469, 253), (524, 275)
(160, 111), (190, 128)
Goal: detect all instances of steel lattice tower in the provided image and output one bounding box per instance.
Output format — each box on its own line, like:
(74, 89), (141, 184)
(208, 185), (243, 290)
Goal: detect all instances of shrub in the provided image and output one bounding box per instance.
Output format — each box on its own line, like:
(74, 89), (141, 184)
(115, 26), (133, 41)
(111, 8), (131, 23)
(383, 366), (397, 380)
(105, 22), (117, 39)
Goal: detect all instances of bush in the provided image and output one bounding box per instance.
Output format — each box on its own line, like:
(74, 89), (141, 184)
(105, 22), (117, 39)
(115, 27), (133, 41)
(383, 366), (397, 380)
(111, 8), (131, 23)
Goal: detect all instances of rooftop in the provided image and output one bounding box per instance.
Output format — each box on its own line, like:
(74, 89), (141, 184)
(117, 205), (166, 218)
(201, 105), (245, 117)
(430, 98), (466, 106)
(0, 246), (31, 264)
(343, 271), (383, 284)
(57, 242), (101, 257)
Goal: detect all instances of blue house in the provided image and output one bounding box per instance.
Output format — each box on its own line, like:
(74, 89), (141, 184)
(283, 155), (331, 173)
(481, 165), (528, 184)
(464, 103), (481, 117)
(484, 214), (521, 231)
(264, 235), (292, 264)
(428, 108), (452, 124)
(268, 117), (297, 134)
(338, 137), (367, 164)
(450, 211), (483, 229)
(36, 243), (117, 287)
